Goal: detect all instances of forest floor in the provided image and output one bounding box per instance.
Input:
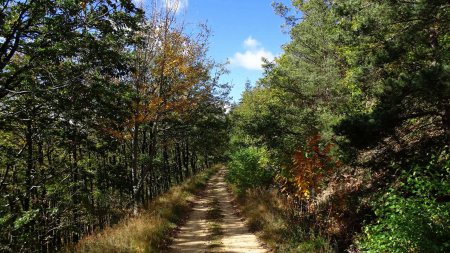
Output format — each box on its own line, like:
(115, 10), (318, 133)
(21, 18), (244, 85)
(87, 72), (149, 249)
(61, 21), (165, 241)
(170, 169), (267, 253)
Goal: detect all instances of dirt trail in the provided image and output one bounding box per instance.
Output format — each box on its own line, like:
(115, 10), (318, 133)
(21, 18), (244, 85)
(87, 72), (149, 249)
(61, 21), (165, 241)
(170, 170), (267, 253)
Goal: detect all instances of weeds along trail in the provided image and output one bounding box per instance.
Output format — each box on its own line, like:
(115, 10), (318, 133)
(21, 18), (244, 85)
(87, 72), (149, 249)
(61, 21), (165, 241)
(170, 170), (266, 253)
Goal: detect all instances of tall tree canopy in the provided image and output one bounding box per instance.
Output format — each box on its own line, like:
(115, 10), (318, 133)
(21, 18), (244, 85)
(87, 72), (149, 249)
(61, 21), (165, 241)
(0, 1), (230, 252)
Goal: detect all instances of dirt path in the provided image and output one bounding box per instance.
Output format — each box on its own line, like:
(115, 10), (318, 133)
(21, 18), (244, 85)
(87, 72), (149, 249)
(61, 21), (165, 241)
(170, 170), (267, 253)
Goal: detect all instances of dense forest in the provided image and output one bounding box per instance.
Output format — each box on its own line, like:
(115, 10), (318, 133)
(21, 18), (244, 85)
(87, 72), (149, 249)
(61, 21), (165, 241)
(0, 0), (449, 252)
(0, 0), (229, 252)
(226, 0), (449, 252)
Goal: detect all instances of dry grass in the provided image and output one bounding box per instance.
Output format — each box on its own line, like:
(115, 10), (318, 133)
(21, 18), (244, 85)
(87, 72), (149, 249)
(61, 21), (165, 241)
(206, 197), (224, 249)
(206, 197), (224, 221)
(72, 166), (220, 253)
(237, 189), (289, 246)
(234, 187), (334, 253)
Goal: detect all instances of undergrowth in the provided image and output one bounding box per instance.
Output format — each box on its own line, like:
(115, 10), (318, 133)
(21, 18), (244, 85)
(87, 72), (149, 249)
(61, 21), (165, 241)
(72, 165), (220, 253)
(232, 187), (334, 253)
(357, 149), (450, 252)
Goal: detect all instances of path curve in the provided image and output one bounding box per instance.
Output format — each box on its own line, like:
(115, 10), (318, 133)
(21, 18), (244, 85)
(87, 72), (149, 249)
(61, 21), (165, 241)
(170, 170), (267, 253)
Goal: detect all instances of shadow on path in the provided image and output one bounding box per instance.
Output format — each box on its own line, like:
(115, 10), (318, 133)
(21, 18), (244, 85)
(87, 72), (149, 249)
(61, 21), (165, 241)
(170, 170), (267, 253)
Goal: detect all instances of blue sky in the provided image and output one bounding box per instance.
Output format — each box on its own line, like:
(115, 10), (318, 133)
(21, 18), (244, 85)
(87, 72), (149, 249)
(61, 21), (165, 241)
(160, 0), (292, 102)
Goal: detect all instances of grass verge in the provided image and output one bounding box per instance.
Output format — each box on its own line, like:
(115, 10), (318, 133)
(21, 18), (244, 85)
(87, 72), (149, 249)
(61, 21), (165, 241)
(230, 187), (334, 253)
(206, 197), (224, 249)
(72, 165), (220, 253)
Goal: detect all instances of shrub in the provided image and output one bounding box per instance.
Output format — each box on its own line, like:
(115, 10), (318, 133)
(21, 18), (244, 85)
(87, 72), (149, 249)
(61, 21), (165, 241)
(276, 134), (340, 200)
(226, 146), (273, 193)
(357, 149), (450, 253)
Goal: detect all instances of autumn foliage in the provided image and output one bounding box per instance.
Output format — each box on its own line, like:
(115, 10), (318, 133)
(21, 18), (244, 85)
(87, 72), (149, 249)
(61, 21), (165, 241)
(277, 134), (340, 200)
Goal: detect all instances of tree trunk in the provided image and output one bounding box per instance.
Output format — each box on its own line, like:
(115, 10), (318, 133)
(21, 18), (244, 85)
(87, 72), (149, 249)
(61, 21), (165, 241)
(24, 119), (33, 211)
(131, 121), (139, 215)
(443, 103), (450, 146)
(204, 151), (209, 168)
(190, 150), (197, 175)
(183, 140), (190, 177)
(175, 143), (183, 182)
(163, 138), (170, 190)
(71, 128), (80, 243)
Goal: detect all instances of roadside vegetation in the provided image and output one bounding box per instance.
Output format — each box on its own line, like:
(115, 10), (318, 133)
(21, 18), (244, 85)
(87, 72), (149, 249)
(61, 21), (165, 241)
(227, 0), (449, 252)
(231, 187), (334, 253)
(73, 165), (220, 253)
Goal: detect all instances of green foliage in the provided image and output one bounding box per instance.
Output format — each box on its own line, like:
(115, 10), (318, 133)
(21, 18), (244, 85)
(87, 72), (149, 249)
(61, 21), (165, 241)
(231, 87), (286, 150)
(296, 236), (332, 253)
(13, 209), (39, 230)
(334, 0), (450, 148)
(230, 0), (449, 251)
(358, 150), (450, 252)
(226, 146), (273, 193)
(0, 1), (230, 251)
(231, 0), (353, 167)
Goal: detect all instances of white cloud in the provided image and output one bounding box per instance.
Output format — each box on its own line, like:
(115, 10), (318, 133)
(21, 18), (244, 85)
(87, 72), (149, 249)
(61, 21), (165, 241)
(243, 36), (260, 48)
(163, 0), (188, 13)
(230, 37), (275, 71)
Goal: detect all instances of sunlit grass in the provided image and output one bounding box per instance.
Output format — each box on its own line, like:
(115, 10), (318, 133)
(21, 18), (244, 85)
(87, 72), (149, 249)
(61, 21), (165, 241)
(73, 165), (221, 253)
(234, 188), (334, 253)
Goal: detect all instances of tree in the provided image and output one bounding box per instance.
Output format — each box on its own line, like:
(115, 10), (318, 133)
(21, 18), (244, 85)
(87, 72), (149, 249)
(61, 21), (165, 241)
(125, 3), (217, 213)
(0, 1), (230, 252)
(334, 0), (450, 148)
(0, 0), (141, 99)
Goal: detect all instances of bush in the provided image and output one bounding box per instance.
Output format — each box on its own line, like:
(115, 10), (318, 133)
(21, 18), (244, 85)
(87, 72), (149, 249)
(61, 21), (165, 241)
(357, 149), (450, 253)
(226, 146), (273, 193)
